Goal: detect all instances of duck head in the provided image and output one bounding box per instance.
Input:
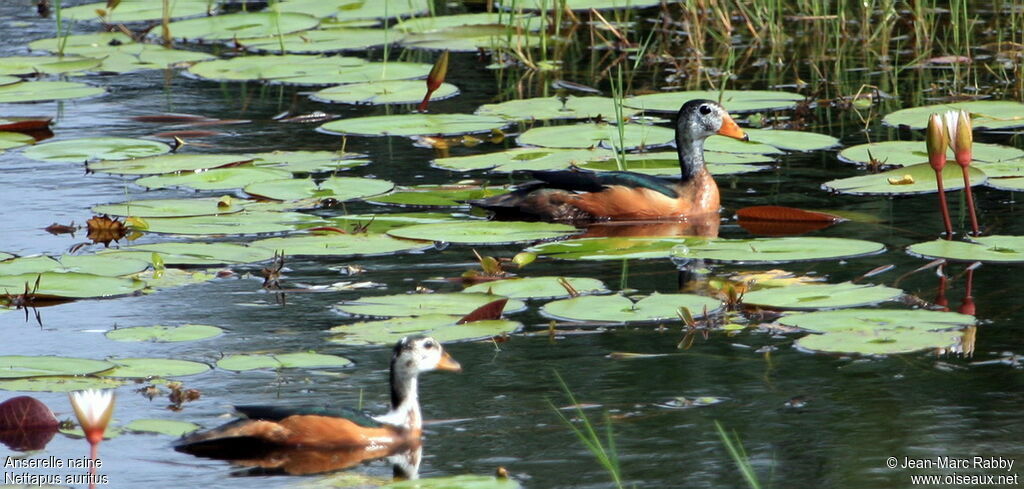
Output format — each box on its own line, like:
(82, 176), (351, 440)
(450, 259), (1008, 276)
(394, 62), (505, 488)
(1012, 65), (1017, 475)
(675, 99), (747, 180)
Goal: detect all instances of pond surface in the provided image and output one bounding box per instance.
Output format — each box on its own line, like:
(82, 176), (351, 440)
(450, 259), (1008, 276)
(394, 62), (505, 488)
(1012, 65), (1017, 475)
(1, 2), (1023, 488)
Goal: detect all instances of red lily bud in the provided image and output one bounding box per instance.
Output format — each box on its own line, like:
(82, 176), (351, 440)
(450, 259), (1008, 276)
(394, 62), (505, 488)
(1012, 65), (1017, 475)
(925, 113), (947, 171)
(418, 50), (449, 112)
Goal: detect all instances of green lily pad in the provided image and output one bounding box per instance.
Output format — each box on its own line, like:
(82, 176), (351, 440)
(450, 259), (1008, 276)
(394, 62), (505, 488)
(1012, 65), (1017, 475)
(93, 197), (245, 218)
(401, 24), (548, 52)
(0, 132), (34, 151)
(188, 54), (430, 85)
(476, 96), (641, 121)
(0, 272), (145, 299)
(0, 356), (114, 379)
(396, 13), (539, 33)
(972, 158), (1024, 178)
(242, 28), (397, 54)
(88, 153), (254, 175)
(134, 166), (293, 191)
(782, 308), (974, 355)
(625, 90), (805, 113)
(0, 252), (14, 260)
(27, 32), (135, 51)
(319, 113), (509, 137)
(742, 128), (840, 152)
(100, 358), (210, 378)
(334, 292), (526, 318)
(106, 242), (276, 266)
(433, 148), (616, 172)
(0, 254), (149, 277)
(986, 176), (1024, 191)
(0, 55), (102, 76)
(580, 150), (772, 176)
(165, 12), (321, 41)
(77, 45), (215, 74)
(61, 0), (211, 22)
(22, 136), (170, 163)
(217, 352), (352, 372)
(0, 376), (124, 392)
(244, 176), (394, 201)
(838, 141), (1024, 167)
(311, 80), (458, 105)
(823, 163), (987, 195)
(124, 419), (200, 437)
(272, 0), (430, 20)
(742, 282), (903, 310)
(0, 80), (104, 103)
(105, 324), (223, 343)
(907, 235), (1024, 263)
(320, 212), (464, 233)
(136, 211), (318, 235)
(517, 122), (674, 150)
(251, 233), (431, 257)
(249, 150), (369, 173)
(882, 100), (1024, 131)
(329, 314), (521, 346)
(368, 185), (507, 208)
(671, 237), (886, 263)
(385, 475), (521, 489)
(795, 329), (964, 355)
(541, 293), (722, 323)
(0, 75), (20, 86)
(528, 236), (689, 261)
(464, 276), (608, 300)
(133, 268), (217, 289)
(387, 220), (576, 245)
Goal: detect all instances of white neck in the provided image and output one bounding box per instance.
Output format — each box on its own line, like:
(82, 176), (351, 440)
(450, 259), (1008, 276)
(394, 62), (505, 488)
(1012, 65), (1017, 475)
(374, 369), (422, 430)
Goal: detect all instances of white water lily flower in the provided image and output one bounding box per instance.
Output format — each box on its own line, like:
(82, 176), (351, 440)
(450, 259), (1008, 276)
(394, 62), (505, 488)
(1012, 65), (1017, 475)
(942, 109), (973, 166)
(69, 389), (116, 444)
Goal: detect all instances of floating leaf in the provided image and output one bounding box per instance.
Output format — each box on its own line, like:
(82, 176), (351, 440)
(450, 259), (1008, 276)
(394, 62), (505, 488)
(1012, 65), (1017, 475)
(61, 0), (210, 22)
(0, 254), (149, 277)
(0, 356), (113, 379)
(0, 55), (102, 76)
(795, 329), (963, 355)
(93, 197), (245, 218)
(671, 237), (885, 263)
(742, 282), (903, 310)
(165, 12), (320, 41)
(0, 272), (145, 299)
(541, 293), (722, 323)
(517, 123), (674, 150)
(882, 100), (1024, 131)
(329, 314), (521, 346)
(387, 220), (576, 245)
(188, 54), (430, 85)
(311, 80), (459, 105)
(22, 137), (170, 163)
(778, 308), (974, 333)
(823, 163), (987, 195)
(88, 153), (253, 175)
(320, 212), (464, 233)
(907, 235), (1024, 263)
(0, 377), (124, 392)
(742, 128), (840, 152)
(463, 276), (608, 299)
(625, 90), (805, 113)
(0, 131), (35, 150)
(580, 150), (772, 176)
(100, 358), (210, 378)
(105, 324), (223, 343)
(334, 293), (526, 318)
(136, 211), (318, 235)
(384, 475), (521, 488)
(528, 236), (689, 260)
(838, 141), (1024, 167)
(252, 233), (430, 257)
(396, 12), (539, 33)
(133, 268), (217, 289)
(123, 419), (200, 437)
(242, 28), (397, 54)
(986, 176), (1024, 191)
(106, 242), (276, 266)
(0, 80), (104, 103)
(272, 0), (430, 20)
(244, 176), (394, 201)
(217, 352), (352, 372)
(368, 185), (507, 208)
(27, 32), (134, 51)
(249, 150), (369, 173)
(475, 96), (641, 121)
(319, 113), (509, 137)
(401, 24), (548, 52)
(134, 166), (293, 191)
(434, 148), (615, 172)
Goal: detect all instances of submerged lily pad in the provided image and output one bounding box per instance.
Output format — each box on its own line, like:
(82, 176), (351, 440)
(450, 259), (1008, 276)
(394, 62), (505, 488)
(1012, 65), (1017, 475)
(106, 242), (276, 266)
(625, 90), (805, 114)
(165, 12), (320, 41)
(0, 80), (104, 103)
(476, 96), (641, 121)
(742, 282), (903, 310)
(671, 237), (885, 263)
(433, 147), (616, 172)
(100, 358), (210, 378)
(88, 153), (253, 175)
(334, 292), (526, 318)
(244, 176), (394, 201)
(882, 100), (1024, 131)
(0, 272), (145, 299)
(251, 233), (430, 257)
(93, 197), (245, 218)
(0, 376), (124, 392)
(464, 276), (608, 299)
(61, 0), (211, 22)
(0, 356), (114, 379)
(823, 163), (987, 195)
(368, 185), (507, 208)
(517, 123), (674, 150)
(541, 293), (721, 323)
(329, 314), (521, 346)
(137, 211), (317, 235)
(319, 113), (509, 137)
(22, 136), (170, 163)
(124, 419), (200, 437)
(134, 166), (293, 191)
(838, 141), (1024, 167)
(105, 324), (223, 343)
(387, 220), (576, 245)
(217, 352), (352, 372)
(311, 79), (459, 105)
(907, 235), (1024, 263)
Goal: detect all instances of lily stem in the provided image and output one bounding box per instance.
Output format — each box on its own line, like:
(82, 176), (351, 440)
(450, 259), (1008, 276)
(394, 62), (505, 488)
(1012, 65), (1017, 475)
(934, 169), (954, 239)
(960, 168), (980, 236)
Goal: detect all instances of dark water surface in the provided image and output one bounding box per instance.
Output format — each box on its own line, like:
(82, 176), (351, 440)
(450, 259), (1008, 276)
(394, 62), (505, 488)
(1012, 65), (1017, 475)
(2, 2), (1023, 488)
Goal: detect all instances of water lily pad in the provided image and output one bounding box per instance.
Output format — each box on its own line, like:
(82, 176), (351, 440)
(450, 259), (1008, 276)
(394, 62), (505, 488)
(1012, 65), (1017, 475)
(795, 329), (963, 355)
(0, 131), (34, 150)
(93, 197), (245, 218)
(541, 293), (721, 323)
(79, 45), (215, 73)
(334, 292), (526, 318)
(249, 150), (369, 173)
(0, 80), (104, 103)
(100, 358), (210, 378)
(329, 314), (521, 346)
(0, 356), (114, 379)
(272, 0), (430, 20)
(517, 123), (674, 150)
(188, 54), (430, 85)
(822, 163), (987, 195)
(985, 176), (1024, 191)
(882, 100), (1024, 131)
(61, 0), (211, 22)
(385, 475), (521, 489)
(838, 141), (1024, 167)
(106, 242), (276, 266)
(319, 113), (509, 137)
(244, 176), (394, 201)
(368, 185), (507, 208)
(0, 376), (124, 392)
(671, 237), (886, 263)
(242, 28), (397, 54)
(311, 80), (459, 105)
(88, 153), (253, 175)
(778, 308), (975, 332)
(580, 151), (772, 176)
(165, 12), (320, 41)
(124, 419), (200, 437)
(0, 55), (102, 76)
(137, 211), (318, 235)
(22, 137), (170, 163)
(742, 282), (903, 310)
(0, 254), (149, 277)
(528, 236), (688, 260)
(476, 96), (641, 121)
(742, 128), (840, 152)
(320, 212), (464, 233)
(133, 268), (217, 289)
(625, 90), (805, 113)
(387, 220), (576, 245)
(217, 352), (352, 372)
(27, 32), (135, 52)
(251, 233), (431, 257)
(0, 272), (145, 299)
(134, 166), (293, 191)
(105, 324), (223, 343)
(0, 76), (17, 86)
(907, 235), (1024, 263)
(433, 148), (616, 172)
(396, 12), (539, 33)
(401, 24), (548, 52)
(464, 276), (608, 299)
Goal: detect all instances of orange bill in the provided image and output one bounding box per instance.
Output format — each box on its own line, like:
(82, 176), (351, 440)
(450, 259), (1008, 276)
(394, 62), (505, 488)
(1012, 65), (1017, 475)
(436, 351), (462, 372)
(717, 113), (748, 141)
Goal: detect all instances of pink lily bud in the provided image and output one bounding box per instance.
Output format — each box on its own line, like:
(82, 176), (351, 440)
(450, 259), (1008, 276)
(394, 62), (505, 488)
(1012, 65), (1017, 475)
(926, 113), (947, 171)
(952, 109), (972, 168)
